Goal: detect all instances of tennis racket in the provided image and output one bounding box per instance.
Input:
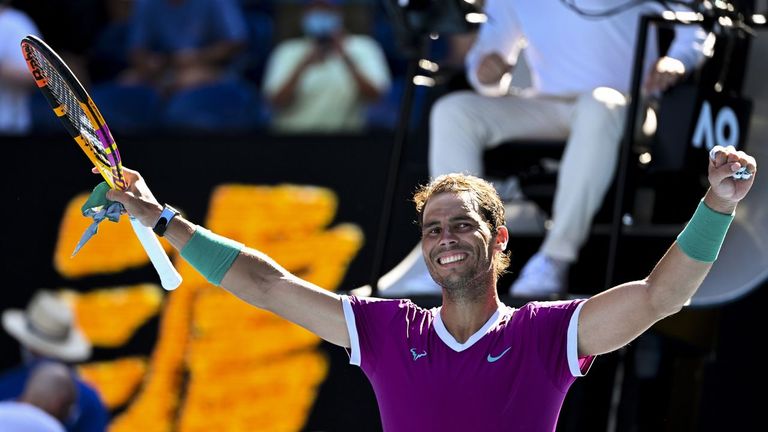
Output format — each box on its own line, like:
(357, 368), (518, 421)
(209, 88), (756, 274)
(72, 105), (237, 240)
(20, 35), (182, 291)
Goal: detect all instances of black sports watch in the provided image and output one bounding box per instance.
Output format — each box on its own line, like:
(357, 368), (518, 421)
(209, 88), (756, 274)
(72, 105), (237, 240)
(153, 205), (180, 237)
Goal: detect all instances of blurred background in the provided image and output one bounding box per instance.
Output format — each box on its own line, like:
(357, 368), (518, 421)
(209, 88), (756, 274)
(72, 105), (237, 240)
(1, 0), (767, 430)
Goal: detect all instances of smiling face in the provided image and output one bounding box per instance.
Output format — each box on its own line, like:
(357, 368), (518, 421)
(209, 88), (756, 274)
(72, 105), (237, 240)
(421, 191), (508, 298)
(413, 173), (510, 284)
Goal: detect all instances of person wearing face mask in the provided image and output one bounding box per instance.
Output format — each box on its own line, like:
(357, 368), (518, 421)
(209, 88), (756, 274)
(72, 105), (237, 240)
(262, 0), (391, 133)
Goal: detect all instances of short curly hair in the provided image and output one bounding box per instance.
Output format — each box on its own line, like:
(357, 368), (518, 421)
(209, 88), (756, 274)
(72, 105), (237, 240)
(413, 173), (510, 279)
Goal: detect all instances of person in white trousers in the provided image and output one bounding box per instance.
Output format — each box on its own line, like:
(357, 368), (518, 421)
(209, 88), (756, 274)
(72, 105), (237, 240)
(422, 0), (706, 296)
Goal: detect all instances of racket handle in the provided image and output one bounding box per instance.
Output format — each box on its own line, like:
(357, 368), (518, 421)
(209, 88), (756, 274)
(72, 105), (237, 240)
(129, 217), (183, 290)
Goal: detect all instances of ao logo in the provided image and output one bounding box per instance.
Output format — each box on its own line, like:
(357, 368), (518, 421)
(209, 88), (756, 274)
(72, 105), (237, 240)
(692, 101), (740, 151)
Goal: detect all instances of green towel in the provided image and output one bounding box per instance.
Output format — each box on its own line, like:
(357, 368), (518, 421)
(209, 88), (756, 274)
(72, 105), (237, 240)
(72, 181), (124, 256)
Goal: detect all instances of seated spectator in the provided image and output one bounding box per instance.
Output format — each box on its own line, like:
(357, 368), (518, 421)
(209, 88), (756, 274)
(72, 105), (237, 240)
(0, 362), (76, 432)
(0, 0), (41, 135)
(120, 0), (248, 95)
(262, 0), (390, 133)
(0, 290), (109, 432)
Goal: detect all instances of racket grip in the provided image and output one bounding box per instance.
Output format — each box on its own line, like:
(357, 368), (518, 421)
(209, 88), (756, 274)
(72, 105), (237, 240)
(129, 217), (183, 290)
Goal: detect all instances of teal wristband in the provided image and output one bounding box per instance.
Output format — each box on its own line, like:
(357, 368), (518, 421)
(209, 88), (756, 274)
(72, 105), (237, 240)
(676, 200), (734, 262)
(181, 227), (244, 285)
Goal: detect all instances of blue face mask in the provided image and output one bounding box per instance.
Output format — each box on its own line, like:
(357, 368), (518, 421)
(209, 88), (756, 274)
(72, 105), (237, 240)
(302, 11), (342, 38)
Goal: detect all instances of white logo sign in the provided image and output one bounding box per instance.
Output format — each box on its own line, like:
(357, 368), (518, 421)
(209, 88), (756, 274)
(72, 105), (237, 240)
(692, 101), (740, 151)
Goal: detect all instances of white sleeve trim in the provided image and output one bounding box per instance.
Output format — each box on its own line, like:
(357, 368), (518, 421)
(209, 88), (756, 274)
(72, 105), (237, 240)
(567, 301), (588, 377)
(341, 296), (361, 367)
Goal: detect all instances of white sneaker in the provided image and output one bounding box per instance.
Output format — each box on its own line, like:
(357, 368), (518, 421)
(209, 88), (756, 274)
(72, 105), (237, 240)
(376, 243), (441, 297)
(509, 252), (568, 298)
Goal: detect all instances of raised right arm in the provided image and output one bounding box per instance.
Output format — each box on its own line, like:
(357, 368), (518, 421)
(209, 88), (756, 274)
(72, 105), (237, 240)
(106, 169), (351, 348)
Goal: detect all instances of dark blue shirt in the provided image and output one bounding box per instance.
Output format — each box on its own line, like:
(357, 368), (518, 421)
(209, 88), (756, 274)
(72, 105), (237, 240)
(129, 0), (247, 53)
(0, 362), (108, 432)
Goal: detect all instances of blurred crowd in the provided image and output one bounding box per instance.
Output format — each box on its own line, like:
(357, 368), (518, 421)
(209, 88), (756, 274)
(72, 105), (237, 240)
(1, 0), (458, 136)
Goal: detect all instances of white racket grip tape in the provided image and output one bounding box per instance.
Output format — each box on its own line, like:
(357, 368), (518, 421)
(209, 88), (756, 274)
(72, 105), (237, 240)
(129, 217), (183, 290)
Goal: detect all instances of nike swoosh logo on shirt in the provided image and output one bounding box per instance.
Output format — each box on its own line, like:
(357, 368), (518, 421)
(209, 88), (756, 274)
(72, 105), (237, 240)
(487, 347), (512, 363)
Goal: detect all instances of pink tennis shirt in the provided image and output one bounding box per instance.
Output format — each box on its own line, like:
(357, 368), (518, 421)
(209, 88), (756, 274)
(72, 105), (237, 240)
(342, 296), (595, 432)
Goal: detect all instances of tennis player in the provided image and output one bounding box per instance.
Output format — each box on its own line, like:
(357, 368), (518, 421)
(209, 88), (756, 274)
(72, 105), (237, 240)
(106, 144), (755, 431)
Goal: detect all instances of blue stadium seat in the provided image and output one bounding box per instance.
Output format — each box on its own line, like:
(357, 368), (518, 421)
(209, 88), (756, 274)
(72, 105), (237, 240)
(89, 83), (162, 135)
(373, 12), (408, 78)
(366, 76), (427, 130)
(29, 91), (64, 134)
(90, 21), (132, 83)
(242, 10), (275, 86)
(162, 79), (267, 132)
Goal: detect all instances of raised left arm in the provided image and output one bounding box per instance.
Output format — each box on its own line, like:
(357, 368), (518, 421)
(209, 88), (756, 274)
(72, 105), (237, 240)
(577, 146), (757, 357)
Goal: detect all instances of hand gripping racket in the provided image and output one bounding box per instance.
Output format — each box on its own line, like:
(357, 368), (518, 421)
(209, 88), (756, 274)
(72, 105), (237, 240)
(21, 35), (182, 290)
(709, 147), (753, 180)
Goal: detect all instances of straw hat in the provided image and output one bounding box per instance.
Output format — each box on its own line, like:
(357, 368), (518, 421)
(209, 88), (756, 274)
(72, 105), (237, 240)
(2, 291), (91, 362)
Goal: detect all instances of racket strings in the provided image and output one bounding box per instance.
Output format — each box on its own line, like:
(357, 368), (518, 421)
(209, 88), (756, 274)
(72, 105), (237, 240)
(32, 49), (110, 166)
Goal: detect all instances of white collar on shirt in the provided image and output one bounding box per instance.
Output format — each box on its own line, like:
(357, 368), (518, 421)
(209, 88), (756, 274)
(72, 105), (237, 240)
(433, 306), (505, 352)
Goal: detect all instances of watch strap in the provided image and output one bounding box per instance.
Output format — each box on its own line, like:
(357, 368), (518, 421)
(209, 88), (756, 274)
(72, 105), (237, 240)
(153, 205), (179, 237)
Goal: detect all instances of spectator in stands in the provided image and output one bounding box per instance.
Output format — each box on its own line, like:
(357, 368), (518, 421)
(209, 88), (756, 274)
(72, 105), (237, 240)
(0, 290), (109, 432)
(423, 0), (706, 297)
(89, 0), (136, 84)
(121, 0), (248, 95)
(0, 0), (41, 135)
(262, 0), (390, 133)
(0, 362), (77, 432)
